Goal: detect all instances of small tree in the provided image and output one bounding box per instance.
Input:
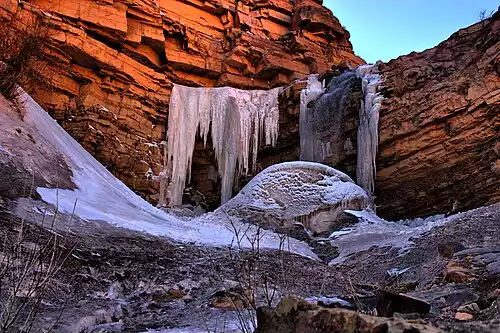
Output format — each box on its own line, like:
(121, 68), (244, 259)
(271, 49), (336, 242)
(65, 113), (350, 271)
(478, 9), (494, 21)
(0, 10), (51, 101)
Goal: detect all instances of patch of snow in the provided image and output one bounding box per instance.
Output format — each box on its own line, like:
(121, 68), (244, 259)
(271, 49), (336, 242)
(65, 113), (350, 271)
(19, 91), (317, 259)
(329, 209), (473, 265)
(143, 142), (158, 148)
(0, 144), (11, 155)
(305, 296), (353, 308)
(386, 267), (410, 278)
(396, 214), (447, 227)
(328, 227), (356, 238)
(345, 209), (386, 224)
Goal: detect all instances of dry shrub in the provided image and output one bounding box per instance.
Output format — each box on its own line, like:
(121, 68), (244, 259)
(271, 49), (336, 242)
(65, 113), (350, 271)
(0, 10), (51, 101)
(0, 181), (75, 332)
(211, 210), (291, 333)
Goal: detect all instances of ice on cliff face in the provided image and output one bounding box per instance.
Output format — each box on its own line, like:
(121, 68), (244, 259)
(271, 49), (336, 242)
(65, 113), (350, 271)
(299, 70), (361, 166)
(163, 84), (281, 206)
(355, 64), (383, 195)
(299, 74), (325, 161)
(299, 65), (383, 195)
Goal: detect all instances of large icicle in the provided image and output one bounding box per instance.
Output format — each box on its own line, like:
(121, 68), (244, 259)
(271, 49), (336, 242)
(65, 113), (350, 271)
(356, 64), (384, 195)
(165, 84), (281, 206)
(299, 74), (325, 161)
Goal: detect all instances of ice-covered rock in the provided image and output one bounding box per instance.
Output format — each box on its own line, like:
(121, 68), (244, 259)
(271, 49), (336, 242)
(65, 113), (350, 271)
(219, 162), (372, 237)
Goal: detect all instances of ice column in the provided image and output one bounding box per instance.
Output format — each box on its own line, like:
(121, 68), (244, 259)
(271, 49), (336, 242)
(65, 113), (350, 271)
(299, 74), (325, 161)
(356, 64), (384, 195)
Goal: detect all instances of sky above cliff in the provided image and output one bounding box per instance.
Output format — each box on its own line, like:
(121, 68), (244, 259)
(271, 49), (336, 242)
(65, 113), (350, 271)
(326, 0), (498, 63)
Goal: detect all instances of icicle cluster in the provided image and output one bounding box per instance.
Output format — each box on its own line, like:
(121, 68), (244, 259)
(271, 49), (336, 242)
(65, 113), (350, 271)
(356, 64), (384, 195)
(164, 84), (281, 206)
(299, 74), (325, 161)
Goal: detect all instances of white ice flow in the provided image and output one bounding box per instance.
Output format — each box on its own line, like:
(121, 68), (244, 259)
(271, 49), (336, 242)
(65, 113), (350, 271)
(19, 91), (318, 258)
(356, 64), (384, 195)
(299, 74), (325, 161)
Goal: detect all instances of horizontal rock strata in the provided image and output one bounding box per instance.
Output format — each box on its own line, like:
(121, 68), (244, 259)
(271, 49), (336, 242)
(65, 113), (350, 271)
(376, 13), (500, 219)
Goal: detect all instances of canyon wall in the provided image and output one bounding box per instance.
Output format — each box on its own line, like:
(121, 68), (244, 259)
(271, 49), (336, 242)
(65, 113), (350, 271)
(1, 0), (498, 219)
(0, 0), (363, 203)
(376, 13), (500, 219)
(255, 14), (500, 220)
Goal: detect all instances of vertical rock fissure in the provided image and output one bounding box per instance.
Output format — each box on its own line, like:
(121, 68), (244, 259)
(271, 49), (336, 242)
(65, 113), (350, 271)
(162, 84), (281, 207)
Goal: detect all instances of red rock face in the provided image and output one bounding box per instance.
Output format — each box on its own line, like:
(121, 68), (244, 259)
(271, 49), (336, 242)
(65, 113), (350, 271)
(0, 0), (363, 203)
(376, 13), (500, 219)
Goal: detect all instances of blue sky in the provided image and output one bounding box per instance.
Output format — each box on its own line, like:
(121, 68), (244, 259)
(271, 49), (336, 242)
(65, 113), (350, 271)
(325, 1), (499, 63)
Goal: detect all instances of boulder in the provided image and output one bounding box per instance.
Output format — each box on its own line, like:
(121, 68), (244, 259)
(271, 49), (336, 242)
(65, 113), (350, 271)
(256, 296), (444, 333)
(220, 162), (371, 237)
(376, 290), (431, 318)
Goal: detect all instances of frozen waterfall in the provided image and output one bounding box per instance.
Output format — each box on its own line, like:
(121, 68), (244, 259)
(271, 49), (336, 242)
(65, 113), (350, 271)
(299, 64), (383, 196)
(299, 71), (361, 166)
(299, 74), (325, 161)
(163, 84), (281, 206)
(356, 64), (383, 195)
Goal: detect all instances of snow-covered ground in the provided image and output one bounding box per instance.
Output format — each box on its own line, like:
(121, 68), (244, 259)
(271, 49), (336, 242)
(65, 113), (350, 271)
(19, 92), (320, 258)
(329, 209), (468, 265)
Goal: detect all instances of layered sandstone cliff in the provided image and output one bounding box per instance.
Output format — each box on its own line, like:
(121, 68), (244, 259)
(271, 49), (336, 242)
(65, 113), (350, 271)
(376, 13), (500, 219)
(241, 13), (500, 219)
(0, 0), (363, 203)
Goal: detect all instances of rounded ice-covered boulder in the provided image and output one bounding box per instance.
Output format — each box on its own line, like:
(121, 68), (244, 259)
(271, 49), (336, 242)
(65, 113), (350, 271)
(219, 162), (372, 237)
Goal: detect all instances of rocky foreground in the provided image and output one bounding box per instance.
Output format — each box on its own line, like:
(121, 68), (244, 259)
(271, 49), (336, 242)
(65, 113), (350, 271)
(1, 193), (500, 333)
